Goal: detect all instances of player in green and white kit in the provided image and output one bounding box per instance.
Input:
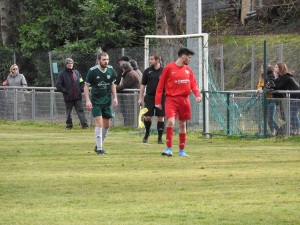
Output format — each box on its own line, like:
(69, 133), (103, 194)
(84, 52), (118, 155)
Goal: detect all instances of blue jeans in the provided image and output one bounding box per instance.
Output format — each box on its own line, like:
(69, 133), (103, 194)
(290, 100), (300, 131)
(267, 100), (279, 133)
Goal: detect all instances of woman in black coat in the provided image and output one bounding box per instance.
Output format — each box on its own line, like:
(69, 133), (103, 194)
(270, 63), (300, 134)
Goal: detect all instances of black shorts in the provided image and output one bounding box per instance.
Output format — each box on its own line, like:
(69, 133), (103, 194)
(144, 95), (165, 117)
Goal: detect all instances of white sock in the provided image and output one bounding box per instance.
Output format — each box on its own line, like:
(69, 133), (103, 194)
(95, 127), (103, 150)
(102, 128), (108, 144)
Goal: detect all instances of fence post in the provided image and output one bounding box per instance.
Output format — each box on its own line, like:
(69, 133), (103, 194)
(32, 89), (36, 122)
(220, 45), (224, 91)
(226, 93), (230, 135)
(14, 88), (17, 121)
(50, 89), (54, 123)
(48, 52), (55, 87)
(134, 90), (139, 128)
(263, 41), (267, 137)
(251, 44), (255, 90)
(286, 94), (291, 136)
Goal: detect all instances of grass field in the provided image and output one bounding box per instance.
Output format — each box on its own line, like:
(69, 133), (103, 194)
(1, 121), (300, 225)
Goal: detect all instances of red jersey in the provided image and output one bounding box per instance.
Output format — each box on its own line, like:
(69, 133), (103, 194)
(155, 62), (201, 105)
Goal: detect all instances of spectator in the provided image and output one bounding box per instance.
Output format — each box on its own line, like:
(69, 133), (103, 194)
(257, 64), (279, 135)
(6, 64), (28, 119)
(138, 53), (165, 144)
(155, 48), (202, 157)
(117, 61), (141, 126)
(56, 58), (89, 130)
(267, 62), (300, 135)
(129, 60), (143, 78)
(115, 56), (129, 85)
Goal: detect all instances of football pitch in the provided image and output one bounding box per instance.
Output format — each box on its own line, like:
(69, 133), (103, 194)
(1, 121), (300, 225)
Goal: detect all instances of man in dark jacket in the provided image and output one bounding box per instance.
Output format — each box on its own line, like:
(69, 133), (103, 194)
(56, 58), (89, 130)
(117, 61), (141, 126)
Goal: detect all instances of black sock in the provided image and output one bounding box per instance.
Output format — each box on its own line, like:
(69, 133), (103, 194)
(144, 119), (152, 135)
(157, 121), (164, 140)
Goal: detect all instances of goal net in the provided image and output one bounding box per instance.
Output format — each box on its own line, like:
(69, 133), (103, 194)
(144, 34), (209, 132)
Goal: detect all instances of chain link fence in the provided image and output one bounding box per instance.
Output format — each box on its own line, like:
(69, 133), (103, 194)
(209, 43), (300, 91)
(1, 43), (300, 89)
(1, 43), (300, 136)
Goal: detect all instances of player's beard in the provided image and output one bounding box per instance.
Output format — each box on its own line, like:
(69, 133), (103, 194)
(99, 62), (108, 70)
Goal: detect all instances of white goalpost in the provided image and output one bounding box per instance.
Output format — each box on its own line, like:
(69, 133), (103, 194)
(144, 34), (209, 135)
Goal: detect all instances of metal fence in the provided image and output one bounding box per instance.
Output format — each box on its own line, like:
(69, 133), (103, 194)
(203, 90), (300, 137)
(0, 48), (145, 87)
(1, 43), (300, 89)
(209, 43), (300, 91)
(0, 86), (141, 128)
(2, 86), (300, 137)
(1, 43), (300, 137)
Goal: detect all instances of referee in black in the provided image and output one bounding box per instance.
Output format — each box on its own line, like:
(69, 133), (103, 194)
(138, 53), (165, 144)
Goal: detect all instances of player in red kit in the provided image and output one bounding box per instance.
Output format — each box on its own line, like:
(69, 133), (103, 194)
(155, 48), (202, 157)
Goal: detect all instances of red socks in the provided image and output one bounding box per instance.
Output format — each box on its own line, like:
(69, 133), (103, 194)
(179, 133), (186, 150)
(166, 128), (186, 150)
(166, 127), (173, 148)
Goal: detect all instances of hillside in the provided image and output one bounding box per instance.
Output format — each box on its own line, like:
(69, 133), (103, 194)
(202, 8), (300, 39)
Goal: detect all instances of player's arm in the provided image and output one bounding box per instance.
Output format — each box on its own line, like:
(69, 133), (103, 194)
(139, 85), (146, 106)
(155, 67), (168, 109)
(84, 83), (92, 110)
(190, 72), (202, 102)
(111, 83), (118, 108)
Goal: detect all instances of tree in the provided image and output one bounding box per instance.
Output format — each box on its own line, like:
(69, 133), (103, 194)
(0, 0), (21, 47)
(16, 0), (155, 54)
(155, 0), (185, 35)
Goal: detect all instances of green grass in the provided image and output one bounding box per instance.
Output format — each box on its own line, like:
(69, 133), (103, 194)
(1, 121), (300, 224)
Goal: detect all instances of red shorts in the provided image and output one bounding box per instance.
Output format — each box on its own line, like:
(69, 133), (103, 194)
(165, 96), (191, 120)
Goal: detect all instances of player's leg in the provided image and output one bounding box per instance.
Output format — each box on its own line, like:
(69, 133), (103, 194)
(143, 95), (155, 143)
(157, 116), (164, 144)
(100, 106), (114, 151)
(177, 96), (191, 157)
(155, 95), (165, 144)
(92, 105), (106, 155)
(161, 96), (177, 157)
(161, 117), (175, 157)
(94, 116), (104, 152)
(143, 116), (152, 143)
(178, 120), (188, 157)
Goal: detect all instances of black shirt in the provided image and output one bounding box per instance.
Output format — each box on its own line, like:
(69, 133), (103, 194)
(142, 66), (164, 96)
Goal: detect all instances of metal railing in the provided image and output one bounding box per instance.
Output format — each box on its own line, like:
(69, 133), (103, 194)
(0, 86), (141, 128)
(2, 86), (300, 137)
(202, 89), (300, 137)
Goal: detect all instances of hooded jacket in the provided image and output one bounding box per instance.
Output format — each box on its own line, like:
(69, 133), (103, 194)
(56, 67), (84, 102)
(273, 73), (300, 99)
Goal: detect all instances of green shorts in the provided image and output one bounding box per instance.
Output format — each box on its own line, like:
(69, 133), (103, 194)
(92, 105), (114, 118)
